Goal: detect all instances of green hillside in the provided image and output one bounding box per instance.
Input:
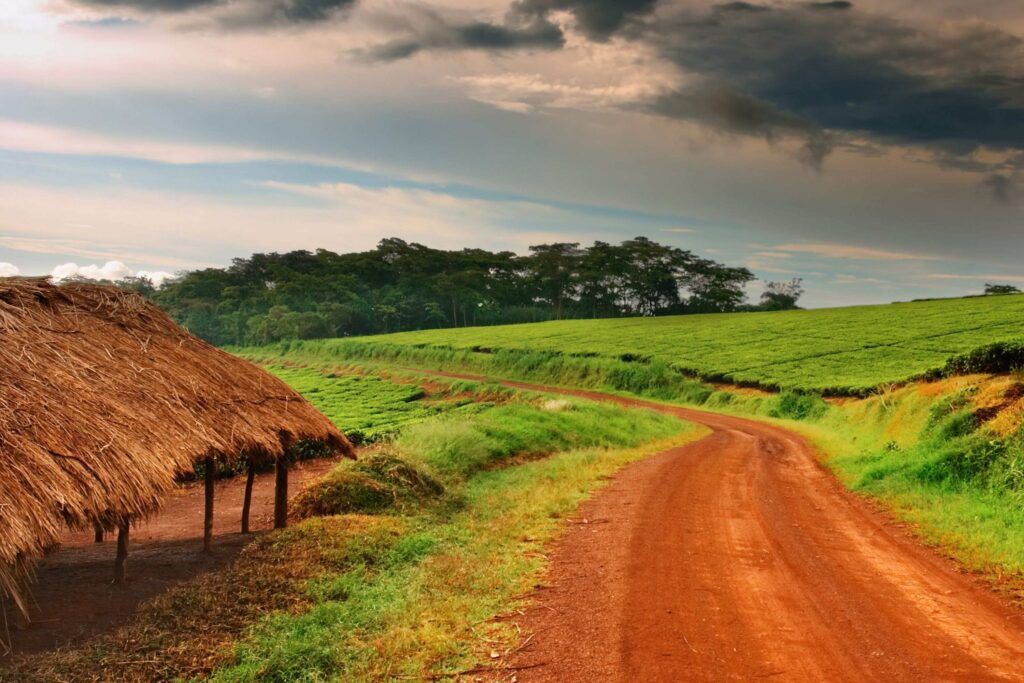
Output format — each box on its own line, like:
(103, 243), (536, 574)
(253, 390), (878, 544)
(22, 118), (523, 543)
(326, 295), (1024, 394)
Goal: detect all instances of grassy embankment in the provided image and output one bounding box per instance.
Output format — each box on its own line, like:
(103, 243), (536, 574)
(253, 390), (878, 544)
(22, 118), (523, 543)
(3, 370), (699, 682)
(236, 294), (1024, 586)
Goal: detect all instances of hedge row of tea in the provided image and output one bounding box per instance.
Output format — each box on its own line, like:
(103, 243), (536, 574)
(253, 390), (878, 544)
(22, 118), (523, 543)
(338, 294), (1024, 394)
(262, 366), (490, 444)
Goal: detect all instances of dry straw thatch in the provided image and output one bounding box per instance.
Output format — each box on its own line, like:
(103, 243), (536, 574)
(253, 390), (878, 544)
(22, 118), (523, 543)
(0, 278), (353, 615)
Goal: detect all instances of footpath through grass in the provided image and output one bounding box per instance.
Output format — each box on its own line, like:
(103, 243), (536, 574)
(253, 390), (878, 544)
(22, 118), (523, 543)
(2, 370), (699, 682)
(276, 293), (1024, 394)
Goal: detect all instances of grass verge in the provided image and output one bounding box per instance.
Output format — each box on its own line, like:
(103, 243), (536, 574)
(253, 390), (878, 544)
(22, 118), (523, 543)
(244, 345), (1024, 595)
(2, 381), (701, 682)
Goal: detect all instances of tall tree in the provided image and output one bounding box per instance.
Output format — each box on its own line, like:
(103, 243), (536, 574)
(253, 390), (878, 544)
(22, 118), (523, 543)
(525, 242), (583, 319)
(143, 236), (776, 344)
(760, 278), (805, 310)
(680, 262), (756, 313)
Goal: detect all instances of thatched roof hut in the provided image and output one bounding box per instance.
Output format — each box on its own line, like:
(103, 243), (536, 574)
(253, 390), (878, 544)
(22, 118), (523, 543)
(0, 278), (353, 615)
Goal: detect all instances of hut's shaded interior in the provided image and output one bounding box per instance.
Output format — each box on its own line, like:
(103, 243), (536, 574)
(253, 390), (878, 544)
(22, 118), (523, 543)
(0, 278), (353, 617)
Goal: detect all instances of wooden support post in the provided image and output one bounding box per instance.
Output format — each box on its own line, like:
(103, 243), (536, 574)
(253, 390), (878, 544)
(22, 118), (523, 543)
(114, 520), (129, 584)
(241, 460), (256, 534)
(274, 459), (288, 529)
(203, 456), (215, 553)
(94, 522), (104, 543)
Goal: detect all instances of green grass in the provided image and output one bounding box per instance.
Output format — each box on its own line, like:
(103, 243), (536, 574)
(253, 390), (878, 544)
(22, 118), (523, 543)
(3, 370), (699, 682)
(259, 349), (1024, 588)
(1, 515), (408, 682)
(260, 365), (495, 444)
(210, 395), (696, 681)
(730, 379), (1024, 580)
(276, 294), (1024, 394)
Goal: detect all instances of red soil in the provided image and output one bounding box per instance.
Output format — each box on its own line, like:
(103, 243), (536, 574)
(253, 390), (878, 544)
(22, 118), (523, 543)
(3, 458), (337, 657)
(426, 373), (1024, 681)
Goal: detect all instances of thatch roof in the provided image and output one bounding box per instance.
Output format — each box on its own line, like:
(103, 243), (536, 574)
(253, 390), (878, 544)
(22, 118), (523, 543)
(0, 278), (353, 614)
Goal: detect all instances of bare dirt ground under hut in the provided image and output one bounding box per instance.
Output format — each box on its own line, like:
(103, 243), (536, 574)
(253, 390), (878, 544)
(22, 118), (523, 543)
(3, 458), (339, 657)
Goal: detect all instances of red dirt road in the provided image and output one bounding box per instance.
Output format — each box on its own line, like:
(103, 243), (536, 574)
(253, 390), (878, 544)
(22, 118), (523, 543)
(463, 378), (1024, 681)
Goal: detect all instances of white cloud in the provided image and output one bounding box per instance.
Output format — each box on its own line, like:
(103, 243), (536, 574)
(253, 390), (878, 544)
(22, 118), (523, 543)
(661, 227), (696, 234)
(832, 273), (892, 286)
(260, 180), (568, 247)
(0, 119), (285, 165)
(136, 270), (175, 286)
(927, 273), (1024, 283)
(772, 243), (941, 262)
(745, 257), (799, 274)
(0, 179), (609, 276)
(749, 250), (791, 259)
(50, 261), (174, 286)
(52, 260), (132, 281)
(0, 261), (19, 277)
(454, 71), (671, 114)
(0, 119), (389, 175)
(0, 233), (196, 269)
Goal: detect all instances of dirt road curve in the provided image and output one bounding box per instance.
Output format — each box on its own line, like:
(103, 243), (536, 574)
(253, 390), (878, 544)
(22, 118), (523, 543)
(480, 378), (1024, 682)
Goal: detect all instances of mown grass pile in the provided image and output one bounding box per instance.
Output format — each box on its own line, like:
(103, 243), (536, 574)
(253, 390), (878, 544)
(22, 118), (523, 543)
(291, 453), (444, 519)
(248, 293), (1024, 394)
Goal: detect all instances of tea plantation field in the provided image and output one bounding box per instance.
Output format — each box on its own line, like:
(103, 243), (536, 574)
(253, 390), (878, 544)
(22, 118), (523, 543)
(338, 295), (1024, 394)
(262, 366), (486, 443)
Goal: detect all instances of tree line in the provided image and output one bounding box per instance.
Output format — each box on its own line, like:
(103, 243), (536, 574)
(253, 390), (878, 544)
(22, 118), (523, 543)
(125, 236), (803, 346)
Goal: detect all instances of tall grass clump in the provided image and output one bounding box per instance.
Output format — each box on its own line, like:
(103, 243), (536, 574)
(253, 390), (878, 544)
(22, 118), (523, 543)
(396, 399), (683, 479)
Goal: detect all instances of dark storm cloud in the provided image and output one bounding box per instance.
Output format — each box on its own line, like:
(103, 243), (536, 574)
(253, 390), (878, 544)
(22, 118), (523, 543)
(361, 0), (657, 62)
(642, 2), (1024, 169)
(807, 1), (852, 11)
(71, 0), (357, 25)
(649, 85), (835, 169)
(361, 10), (564, 62)
(509, 0), (659, 40)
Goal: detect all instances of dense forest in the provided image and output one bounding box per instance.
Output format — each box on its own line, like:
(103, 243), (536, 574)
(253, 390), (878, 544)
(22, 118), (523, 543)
(124, 237), (801, 346)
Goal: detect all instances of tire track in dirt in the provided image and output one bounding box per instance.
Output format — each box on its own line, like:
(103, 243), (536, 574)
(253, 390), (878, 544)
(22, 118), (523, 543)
(424, 372), (1024, 681)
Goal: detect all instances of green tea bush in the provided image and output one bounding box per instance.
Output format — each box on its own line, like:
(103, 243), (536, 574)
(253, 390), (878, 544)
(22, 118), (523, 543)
(266, 292), (1024, 394)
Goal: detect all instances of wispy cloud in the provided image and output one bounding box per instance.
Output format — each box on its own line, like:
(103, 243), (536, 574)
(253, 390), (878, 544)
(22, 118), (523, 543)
(745, 258), (799, 275)
(0, 119), (383, 174)
(0, 234), (198, 268)
(927, 273), (1024, 283)
(749, 250), (790, 259)
(772, 243), (940, 262)
(454, 69), (673, 114)
(832, 273), (893, 286)
(0, 119), (276, 165)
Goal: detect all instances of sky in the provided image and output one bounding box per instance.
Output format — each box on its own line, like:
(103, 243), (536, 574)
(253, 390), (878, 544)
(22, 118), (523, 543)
(1, 0), (1023, 307)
